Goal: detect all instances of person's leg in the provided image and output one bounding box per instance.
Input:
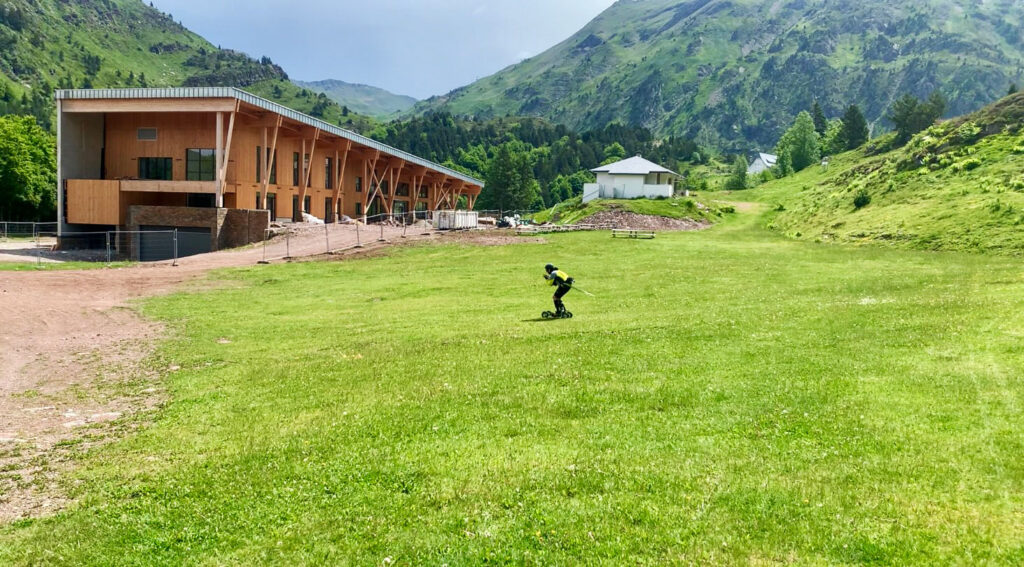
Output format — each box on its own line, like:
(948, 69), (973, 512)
(554, 285), (569, 314)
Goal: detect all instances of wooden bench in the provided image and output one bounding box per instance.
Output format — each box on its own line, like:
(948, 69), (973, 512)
(612, 229), (655, 239)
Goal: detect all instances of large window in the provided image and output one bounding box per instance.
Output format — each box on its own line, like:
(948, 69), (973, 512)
(396, 183), (409, 197)
(186, 149), (215, 181)
(418, 185), (428, 198)
(138, 157), (172, 180)
(325, 158), (334, 190)
(355, 176), (362, 193)
(380, 181), (389, 195)
(304, 154), (311, 187)
(292, 152), (300, 186)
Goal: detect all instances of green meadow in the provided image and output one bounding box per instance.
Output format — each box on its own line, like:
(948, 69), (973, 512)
(2, 212), (1023, 564)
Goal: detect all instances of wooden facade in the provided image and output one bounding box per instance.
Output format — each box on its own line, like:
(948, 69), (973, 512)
(57, 88), (483, 230)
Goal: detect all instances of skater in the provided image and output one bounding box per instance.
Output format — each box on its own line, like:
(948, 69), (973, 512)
(542, 263), (574, 319)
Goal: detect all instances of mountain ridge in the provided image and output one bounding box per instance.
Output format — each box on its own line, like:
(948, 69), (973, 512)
(294, 79), (417, 118)
(414, 0), (1024, 151)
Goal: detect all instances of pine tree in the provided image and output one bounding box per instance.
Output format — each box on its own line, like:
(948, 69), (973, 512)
(840, 104), (869, 150)
(812, 101), (828, 137)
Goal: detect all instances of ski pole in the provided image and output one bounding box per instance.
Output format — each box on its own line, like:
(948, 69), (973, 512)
(574, 286), (596, 297)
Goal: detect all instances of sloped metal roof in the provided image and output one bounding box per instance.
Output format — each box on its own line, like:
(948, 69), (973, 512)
(591, 155), (679, 176)
(55, 87), (483, 187)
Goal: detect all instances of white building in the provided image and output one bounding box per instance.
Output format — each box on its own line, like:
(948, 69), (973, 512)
(583, 156), (681, 203)
(747, 153), (778, 175)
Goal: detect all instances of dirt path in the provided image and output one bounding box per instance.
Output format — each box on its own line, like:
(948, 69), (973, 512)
(0, 223), (426, 521)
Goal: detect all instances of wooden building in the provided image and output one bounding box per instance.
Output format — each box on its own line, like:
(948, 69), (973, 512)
(56, 88), (483, 248)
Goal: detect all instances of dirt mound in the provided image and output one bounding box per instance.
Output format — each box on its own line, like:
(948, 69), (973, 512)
(585, 211), (711, 231)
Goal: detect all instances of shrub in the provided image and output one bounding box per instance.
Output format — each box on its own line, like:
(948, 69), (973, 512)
(853, 189), (871, 209)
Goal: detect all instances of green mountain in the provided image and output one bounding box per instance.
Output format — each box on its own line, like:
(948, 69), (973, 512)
(751, 91), (1024, 255)
(0, 0), (373, 132)
(295, 79), (417, 118)
(415, 0), (1024, 150)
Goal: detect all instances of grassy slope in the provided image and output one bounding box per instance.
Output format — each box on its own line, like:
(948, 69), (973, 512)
(734, 93), (1024, 255)
(2, 213), (1023, 563)
(533, 196), (729, 225)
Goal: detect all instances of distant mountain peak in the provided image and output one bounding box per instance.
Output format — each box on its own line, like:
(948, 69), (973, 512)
(294, 79), (418, 118)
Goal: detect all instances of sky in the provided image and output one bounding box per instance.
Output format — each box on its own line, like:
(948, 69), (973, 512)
(151, 0), (617, 100)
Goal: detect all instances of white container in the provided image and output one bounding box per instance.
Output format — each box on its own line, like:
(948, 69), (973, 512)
(432, 210), (479, 230)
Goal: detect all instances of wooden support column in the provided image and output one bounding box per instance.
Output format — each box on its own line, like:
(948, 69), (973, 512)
(215, 112), (224, 206)
(386, 160), (406, 215)
(216, 104), (238, 208)
(332, 140), (352, 222)
(297, 129), (320, 219)
(362, 150), (381, 220)
(262, 116), (282, 196)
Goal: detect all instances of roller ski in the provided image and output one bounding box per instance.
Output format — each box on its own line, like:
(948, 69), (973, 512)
(541, 309), (573, 319)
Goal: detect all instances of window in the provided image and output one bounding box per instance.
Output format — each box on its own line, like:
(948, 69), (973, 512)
(418, 185), (428, 198)
(325, 158), (334, 190)
(304, 195), (311, 213)
(138, 157), (172, 180)
(355, 176), (362, 193)
(355, 202), (362, 215)
(396, 183), (409, 197)
(380, 181), (389, 195)
(304, 154), (311, 187)
(256, 146), (262, 183)
(137, 128), (157, 141)
(292, 152), (300, 186)
(186, 149), (215, 181)
(256, 192), (262, 210)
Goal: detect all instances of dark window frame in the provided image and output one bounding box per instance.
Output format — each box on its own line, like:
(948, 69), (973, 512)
(186, 149), (216, 181)
(138, 157), (173, 180)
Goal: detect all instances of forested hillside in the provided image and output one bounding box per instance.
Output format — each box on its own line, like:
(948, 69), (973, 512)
(0, 0), (373, 132)
(416, 0), (1024, 150)
(373, 113), (703, 209)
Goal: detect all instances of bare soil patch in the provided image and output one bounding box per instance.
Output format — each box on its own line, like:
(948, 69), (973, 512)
(585, 211), (711, 231)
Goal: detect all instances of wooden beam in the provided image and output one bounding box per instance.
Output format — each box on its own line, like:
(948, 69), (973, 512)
(262, 116), (282, 196)
(215, 112), (224, 206)
(217, 104), (238, 208)
(387, 159), (406, 215)
(332, 140), (352, 222)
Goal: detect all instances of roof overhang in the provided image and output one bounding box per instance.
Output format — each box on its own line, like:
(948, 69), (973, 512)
(56, 87), (484, 189)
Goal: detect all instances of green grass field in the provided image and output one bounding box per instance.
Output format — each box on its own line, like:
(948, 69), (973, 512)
(2, 212), (1023, 564)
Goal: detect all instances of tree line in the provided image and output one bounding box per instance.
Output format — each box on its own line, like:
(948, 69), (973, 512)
(731, 91), (947, 188)
(372, 113), (704, 211)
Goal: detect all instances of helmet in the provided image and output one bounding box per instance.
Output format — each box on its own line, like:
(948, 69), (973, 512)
(545, 263), (556, 273)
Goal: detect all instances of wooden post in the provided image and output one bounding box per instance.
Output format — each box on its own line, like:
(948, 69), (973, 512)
(333, 140), (352, 222)
(262, 117), (282, 195)
(297, 129), (319, 220)
(386, 160), (406, 215)
(215, 112), (224, 206)
(217, 106), (237, 208)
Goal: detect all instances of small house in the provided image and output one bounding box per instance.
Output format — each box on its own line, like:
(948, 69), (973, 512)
(747, 153), (778, 175)
(583, 156), (681, 203)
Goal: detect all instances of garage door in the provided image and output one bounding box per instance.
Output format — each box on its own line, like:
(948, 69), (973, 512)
(139, 226), (212, 262)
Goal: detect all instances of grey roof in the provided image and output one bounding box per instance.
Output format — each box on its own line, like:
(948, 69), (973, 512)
(757, 153), (778, 166)
(591, 155), (679, 176)
(55, 87), (483, 188)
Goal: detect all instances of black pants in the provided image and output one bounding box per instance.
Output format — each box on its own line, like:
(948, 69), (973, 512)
(553, 284), (571, 313)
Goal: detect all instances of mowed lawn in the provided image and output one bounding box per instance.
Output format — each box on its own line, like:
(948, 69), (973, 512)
(2, 215), (1024, 564)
